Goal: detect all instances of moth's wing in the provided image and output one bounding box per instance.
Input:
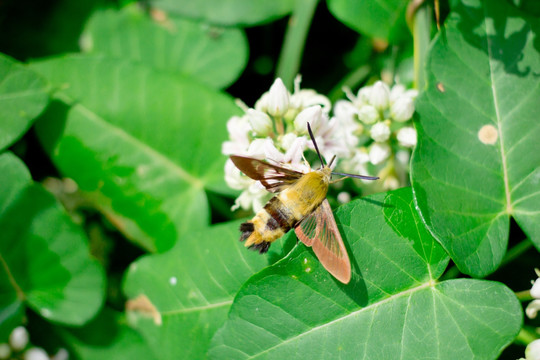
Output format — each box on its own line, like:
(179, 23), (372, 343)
(230, 155), (304, 193)
(294, 199), (351, 284)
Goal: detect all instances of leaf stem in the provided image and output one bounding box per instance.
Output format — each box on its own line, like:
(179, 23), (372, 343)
(411, 2), (431, 90)
(0, 252), (25, 300)
(501, 238), (533, 267)
(276, 0), (319, 88)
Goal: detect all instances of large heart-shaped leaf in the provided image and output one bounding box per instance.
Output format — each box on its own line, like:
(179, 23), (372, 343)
(153, 0), (295, 26)
(31, 55), (241, 252)
(0, 152), (105, 336)
(0, 53), (49, 151)
(209, 188), (522, 359)
(327, 0), (409, 43)
(122, 220), (290, 360)
(82, 5), (248, 89)
(411, 0), (540, 277)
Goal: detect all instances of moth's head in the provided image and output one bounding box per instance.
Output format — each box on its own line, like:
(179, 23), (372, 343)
(320, 166), (332, 182)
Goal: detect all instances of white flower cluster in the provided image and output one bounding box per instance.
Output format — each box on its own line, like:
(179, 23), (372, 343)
(526, 269), (540, 319)
(223, 77), (348, 212)
(335, 81), (418, 192)
(0, 326), (68, 360)
(222, 77), (418, 212)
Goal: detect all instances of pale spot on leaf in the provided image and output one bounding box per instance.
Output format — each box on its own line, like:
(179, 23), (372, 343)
(478, 125), (498, 145)
(126, 294), (162, 326)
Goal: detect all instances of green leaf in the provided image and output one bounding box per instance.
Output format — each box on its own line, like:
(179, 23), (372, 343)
(0, 153), (105, 329)
(209, 188), (522, 359)
(0, 53), (49, 151)
(31, 55), (241, 252)
(153, 0), (295, 26)
(410, 0), (540, 277)
(123, 220), (290, 360)
(56, 308), (156, 359)
(82, 5), (248, 89)
(327, 0), (409, 43)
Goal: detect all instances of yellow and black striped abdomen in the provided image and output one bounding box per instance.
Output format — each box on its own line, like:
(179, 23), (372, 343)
(240, 196), (296, 253)
(239, 170), (330, 253)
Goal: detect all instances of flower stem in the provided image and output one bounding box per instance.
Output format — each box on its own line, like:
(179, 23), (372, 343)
(276, 0), (319, 89)
(515, 326), (538, 345)
(515, 290), (533, 302)
(328, 65), (371, 103)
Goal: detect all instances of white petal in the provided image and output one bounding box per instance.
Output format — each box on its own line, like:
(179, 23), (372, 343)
(284, 137), (307, 165)
(531, 278), (540, 298)
(263, 139), (285, 163)
(290, 89), (331, 113)
(224, 159), (253, 190)
(247, 138), (270, 159)
(526, 299), (540, 319)
(333, 100), (358, 122)
(294, 105), (322, 134)
(227, 115), (251, 143)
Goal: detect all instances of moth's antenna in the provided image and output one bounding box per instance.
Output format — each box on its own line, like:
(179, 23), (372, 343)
(307, 123), (326, 167)
(328, 155), (337, 168)
(331, 172), (379, 182)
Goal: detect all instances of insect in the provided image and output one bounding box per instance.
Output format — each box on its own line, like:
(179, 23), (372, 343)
(230, 123), (378, 284)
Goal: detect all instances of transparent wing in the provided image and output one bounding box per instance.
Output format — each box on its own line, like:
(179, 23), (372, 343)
(294, 199), (351, 284)
(230, 155), (304, 193)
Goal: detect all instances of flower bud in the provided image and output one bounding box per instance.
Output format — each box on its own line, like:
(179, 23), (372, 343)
(9, 326), (29, 351)
(391, 96), (415, 122)
(369, 143), (391, 165)
(526, 339), (540, 360)
(389, 84), (406, 104)
(267, 78), (289, 117)
(383, 175), (400, 190)
(294, 105), (322, 134)
(337, 192), (351, 204)
(396, 150), (411, 165)
(247, 109), (273, 136)
(397, 127), (417, 148)
(0, 344), (11, 359)
(370, 121), (391, 142)
(357, 105), (379, 125)
(368, 81), (390, 110)
(24, 348), (49, 360)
